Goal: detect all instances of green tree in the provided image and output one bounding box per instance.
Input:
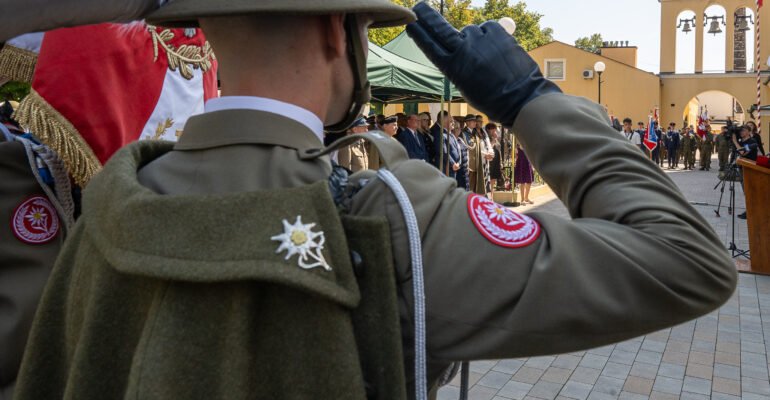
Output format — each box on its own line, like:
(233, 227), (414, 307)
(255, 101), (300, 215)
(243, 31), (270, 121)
(368, 0), (417, 46)
(574, 33), (604, 54)
(429, 0), (478, 30)
(368, 0), (553, 51)
(474, 1), (553, 51)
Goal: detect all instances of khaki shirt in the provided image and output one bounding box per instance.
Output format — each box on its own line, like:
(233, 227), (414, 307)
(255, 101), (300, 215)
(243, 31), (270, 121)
(337, 138), (368, 173)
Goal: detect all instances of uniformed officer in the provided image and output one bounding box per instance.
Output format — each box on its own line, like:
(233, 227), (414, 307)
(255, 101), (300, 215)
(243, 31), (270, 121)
(14, 2), (737, 400)
(337, 117), (369, 172)
(699, 128), (714, 171)
(716, 126), (732, 171)
(681, 128), (695, 170)
(666, 124), (679, 169)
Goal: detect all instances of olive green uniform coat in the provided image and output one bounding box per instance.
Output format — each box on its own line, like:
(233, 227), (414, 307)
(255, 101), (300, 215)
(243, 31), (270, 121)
(716, 133), (731, 171)
(0, 135), (69, 400)
(681, 133), (696, 169)
(700, 133), (714, 170)
(15, 94), (737, 400)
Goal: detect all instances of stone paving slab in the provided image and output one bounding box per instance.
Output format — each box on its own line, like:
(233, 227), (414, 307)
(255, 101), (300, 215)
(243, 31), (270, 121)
(438, 157), (764, 400)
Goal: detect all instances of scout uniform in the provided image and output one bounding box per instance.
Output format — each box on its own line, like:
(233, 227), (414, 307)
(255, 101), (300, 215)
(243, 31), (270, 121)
(699, 132), (714, 171)
(716, 132), (731, 171)
(14, 2), (737, 400)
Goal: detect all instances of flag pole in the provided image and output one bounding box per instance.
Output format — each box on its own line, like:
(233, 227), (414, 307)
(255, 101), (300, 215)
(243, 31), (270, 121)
(757, 0), (762, 135)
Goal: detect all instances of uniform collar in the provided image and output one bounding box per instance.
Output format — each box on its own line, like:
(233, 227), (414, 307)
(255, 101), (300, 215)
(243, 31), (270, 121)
(204, 96), (324, 143)
(175, 108), (324, 153)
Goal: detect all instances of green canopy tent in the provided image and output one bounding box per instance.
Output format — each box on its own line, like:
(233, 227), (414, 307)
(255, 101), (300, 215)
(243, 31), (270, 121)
(382, 30), (434, 68)
(368, 40), (461, 104)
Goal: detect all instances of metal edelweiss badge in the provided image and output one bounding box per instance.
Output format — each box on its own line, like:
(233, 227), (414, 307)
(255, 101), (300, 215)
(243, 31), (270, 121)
(271, 216), (332, 271)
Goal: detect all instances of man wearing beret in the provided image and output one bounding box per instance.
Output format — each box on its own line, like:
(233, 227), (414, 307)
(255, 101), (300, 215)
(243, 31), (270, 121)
(14, 1), (736, 400)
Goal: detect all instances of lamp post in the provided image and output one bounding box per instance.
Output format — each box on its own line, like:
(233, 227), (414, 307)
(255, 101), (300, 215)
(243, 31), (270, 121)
(594, 61), (606, 105)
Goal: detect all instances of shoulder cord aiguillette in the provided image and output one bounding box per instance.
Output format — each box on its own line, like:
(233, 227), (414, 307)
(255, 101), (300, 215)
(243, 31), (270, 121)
(376, 169), (428, 400)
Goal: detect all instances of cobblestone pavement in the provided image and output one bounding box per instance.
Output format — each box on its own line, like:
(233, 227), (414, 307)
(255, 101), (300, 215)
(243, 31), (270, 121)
(438, 156), (764, 400)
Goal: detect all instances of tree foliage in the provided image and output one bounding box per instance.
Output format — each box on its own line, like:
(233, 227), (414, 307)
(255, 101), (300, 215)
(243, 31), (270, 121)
(0, 81), (31, 102)
(474, 1), (553, 51)
(574, 33), (604, 54)
(368, 0), (553, 51)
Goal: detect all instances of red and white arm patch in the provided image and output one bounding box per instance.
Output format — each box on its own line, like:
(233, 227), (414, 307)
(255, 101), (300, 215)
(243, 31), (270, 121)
(11, 196), (60, 245)
(466, 194), (541, 248)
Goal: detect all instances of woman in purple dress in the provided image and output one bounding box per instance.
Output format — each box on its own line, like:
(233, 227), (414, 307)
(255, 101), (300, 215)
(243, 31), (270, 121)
(514, 143), (535, 204)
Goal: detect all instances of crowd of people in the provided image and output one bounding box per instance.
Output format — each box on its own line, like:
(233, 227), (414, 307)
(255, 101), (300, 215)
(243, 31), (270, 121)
(619, 117), (767, 172)
(330, 111), (537, 203)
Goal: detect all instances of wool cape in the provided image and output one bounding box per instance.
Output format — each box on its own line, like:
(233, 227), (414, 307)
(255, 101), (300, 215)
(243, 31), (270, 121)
(14, 141), (406, 400)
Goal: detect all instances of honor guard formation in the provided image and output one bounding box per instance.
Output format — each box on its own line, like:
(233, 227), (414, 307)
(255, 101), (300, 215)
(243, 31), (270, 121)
(0, 1), (743, 400)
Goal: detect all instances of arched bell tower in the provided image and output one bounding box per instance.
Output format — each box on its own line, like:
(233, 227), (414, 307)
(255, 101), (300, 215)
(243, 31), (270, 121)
(660, 0), (761, 74)
(659, 0), (769, 151)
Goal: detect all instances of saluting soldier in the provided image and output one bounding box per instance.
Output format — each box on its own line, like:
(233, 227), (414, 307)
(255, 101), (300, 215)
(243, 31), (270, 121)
(14, 2), (736, 400)
(716, 126), (732, 171)
(699, 128), (714, 171)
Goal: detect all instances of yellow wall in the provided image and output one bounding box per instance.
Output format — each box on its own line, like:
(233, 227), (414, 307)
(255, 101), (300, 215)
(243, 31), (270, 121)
(659, 73), (757, 125)
(528, 42), (661, 124)
(600, 47), (638, 68)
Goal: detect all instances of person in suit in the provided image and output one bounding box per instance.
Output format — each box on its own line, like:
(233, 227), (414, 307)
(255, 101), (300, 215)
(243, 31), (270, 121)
(417, 111), (434, 165)
(430, 110), (458, 175)
(395, 113), (428, 162)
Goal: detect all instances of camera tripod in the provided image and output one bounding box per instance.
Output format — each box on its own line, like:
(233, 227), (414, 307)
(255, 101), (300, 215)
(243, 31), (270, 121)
(713, 155), (750, 259)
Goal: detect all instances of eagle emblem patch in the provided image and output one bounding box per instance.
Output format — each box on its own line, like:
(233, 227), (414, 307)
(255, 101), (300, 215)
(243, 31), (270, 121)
(467, 194), (540, 248)
(12, 196), (60, 244)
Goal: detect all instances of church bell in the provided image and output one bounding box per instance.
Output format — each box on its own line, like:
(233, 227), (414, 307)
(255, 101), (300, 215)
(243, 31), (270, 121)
(682, 20), (692, 33)
(708, 19), (723, 35)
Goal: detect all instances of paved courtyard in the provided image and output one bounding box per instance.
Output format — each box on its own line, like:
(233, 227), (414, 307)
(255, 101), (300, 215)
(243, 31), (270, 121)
(439, 157), (764, 400)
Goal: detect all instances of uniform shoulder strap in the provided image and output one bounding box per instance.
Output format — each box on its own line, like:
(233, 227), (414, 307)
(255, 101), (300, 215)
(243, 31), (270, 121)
(301, 131), (409, 169)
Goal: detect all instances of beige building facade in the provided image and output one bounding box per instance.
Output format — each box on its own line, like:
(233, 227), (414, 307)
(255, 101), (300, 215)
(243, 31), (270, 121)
(528, 41), (661, 125)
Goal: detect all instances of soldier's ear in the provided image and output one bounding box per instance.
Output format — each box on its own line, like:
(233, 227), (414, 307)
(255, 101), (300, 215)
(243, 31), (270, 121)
(323, 14), (347, 60)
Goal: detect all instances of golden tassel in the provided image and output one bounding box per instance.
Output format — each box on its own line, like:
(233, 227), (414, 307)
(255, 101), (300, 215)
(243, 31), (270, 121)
(0, 45), (37, 83)
(14, 89), (103, 187)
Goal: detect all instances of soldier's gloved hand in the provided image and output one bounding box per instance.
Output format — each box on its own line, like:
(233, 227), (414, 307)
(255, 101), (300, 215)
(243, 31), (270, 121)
(406, 2), (561, 127)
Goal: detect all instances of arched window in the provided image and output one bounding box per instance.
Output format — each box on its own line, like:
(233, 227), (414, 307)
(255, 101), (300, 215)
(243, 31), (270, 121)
(703, 4), (727, 74)
(676, 10), (697, 74)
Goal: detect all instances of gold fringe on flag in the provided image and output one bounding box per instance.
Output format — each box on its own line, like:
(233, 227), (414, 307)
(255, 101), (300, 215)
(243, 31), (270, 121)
(14, 89), (102, 187)
(0, 44), (37, 83)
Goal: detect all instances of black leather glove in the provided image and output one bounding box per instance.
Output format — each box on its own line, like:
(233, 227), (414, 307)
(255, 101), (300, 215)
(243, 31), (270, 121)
(406, 2), (561, 127)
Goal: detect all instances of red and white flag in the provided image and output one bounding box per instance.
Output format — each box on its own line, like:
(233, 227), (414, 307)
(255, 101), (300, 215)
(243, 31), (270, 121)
(15, 23), (218, 187)
(696, 106), (709, 139)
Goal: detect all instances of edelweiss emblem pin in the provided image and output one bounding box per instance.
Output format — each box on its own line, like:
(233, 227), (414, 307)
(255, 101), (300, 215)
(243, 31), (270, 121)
(271, 216), (332, 271)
